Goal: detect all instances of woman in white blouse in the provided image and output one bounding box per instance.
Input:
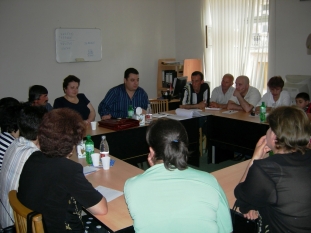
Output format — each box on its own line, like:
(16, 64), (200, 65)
(255, 76), (291, 113)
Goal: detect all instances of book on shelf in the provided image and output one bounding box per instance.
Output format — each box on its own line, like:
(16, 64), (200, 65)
(162, 70), (177, 88)
(161, 61), (183, 65)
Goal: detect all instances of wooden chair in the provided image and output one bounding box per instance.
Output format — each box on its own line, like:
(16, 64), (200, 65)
(8, 190), (44, 233)
(149, 99), (169, 113)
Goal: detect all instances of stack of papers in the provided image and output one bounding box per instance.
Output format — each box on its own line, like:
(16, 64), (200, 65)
(175, 108), (211, 118)
(95, 186), (124, 202)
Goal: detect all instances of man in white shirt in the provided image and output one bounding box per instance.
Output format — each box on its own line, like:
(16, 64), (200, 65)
(228, 75), (261, 112)
(210, 74), (235, 109)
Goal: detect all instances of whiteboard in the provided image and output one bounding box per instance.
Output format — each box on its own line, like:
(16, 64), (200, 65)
(55, 28), (102, 63)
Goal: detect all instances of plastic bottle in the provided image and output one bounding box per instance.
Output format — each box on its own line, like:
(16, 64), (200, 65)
(146, 104), (153, 123)
(128, 105), (134, 118)
(99, 135), (109, 158)
(85, 135), (94, 165)
(260, 102), (266, 123)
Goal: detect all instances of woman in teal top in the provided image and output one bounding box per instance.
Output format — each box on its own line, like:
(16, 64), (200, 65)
(124, 119), (233, 233)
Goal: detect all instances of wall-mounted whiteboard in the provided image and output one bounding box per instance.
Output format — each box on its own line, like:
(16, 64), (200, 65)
(55, 28), (102, 63)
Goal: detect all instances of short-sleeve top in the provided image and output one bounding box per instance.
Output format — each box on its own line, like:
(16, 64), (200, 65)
(53, 93), (90, 120)
(124, 164), (233, 233)
(18, 151), (103, 233)
(229, 86), (261, 107)
(234, 151), (311, 232)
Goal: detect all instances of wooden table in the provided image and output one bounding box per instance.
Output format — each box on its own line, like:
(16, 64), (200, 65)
(71, 151), (143, 232)
(211, 160), (249, 208)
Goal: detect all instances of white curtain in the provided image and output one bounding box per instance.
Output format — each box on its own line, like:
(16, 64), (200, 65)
(203, 0), (269, 93)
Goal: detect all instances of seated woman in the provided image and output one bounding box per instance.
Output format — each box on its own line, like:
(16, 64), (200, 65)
(124, 119), (232, 233)
(53, 75), (96, 123)
(18, 108), (107, 233)
(255, 76), (291, 113)
(234, 106), (311, 232)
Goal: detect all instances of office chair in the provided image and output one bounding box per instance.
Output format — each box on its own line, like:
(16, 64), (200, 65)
(8, 190), (44, 233)
(149, 99), (169, 113)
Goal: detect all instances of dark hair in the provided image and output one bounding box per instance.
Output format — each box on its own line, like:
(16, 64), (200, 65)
(38, 108), (85, 158)
(18, 105), (47, 140)
(28, 85), (48, 103)
(0, 97), (19, 108)
(124, 68), (139, 80)
(267, 76), (284, 89)
(267, 106), (311, 153)
(146, 119), (188, 170)
(296, 92), (310, 101)
(63, 75), (80, 92)
(0, 104), (20, 133)
(191, 71), (204, 81)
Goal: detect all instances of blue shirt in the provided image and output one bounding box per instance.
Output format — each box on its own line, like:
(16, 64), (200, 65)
(98, 84), (149, 118)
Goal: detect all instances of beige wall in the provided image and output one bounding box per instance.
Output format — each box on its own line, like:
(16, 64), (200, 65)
(0, 0), (176, 119)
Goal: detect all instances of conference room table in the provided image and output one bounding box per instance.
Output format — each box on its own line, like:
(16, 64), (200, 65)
(84, 115), (201, 167)
(72, 149), (249, 232)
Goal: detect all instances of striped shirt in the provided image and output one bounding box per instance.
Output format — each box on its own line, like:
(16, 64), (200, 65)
(98, 84), (149, 118)
(0, 132), (15, 172)
(0, 137), (39, 228)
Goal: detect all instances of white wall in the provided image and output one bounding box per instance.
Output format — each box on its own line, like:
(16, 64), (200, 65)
(268, 0), (311, 79)
(0, 0), (176, 119)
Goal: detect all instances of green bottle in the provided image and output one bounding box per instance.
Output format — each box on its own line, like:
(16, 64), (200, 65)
(260, 102), (266, 123)
(128, 105), (134, 118)
(85, 135), (94, 165)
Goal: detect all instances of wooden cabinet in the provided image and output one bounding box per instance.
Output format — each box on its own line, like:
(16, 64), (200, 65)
(157, 58), (202, 97)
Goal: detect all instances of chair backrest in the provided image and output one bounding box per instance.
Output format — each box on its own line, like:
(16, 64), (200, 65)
(8, 190), (44, 233)
(149, 99), (169, 113)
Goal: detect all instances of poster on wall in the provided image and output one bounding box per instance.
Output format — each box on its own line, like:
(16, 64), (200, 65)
(55, 28), (102, 63)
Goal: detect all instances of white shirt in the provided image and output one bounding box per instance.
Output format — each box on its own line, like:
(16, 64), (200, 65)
(0, 137), (39, 228)
(256, 90), (291, 108)
(229, 86), (261, 107)
(210, 86), (235, 104)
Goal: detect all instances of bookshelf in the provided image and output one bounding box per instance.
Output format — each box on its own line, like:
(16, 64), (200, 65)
(157, 58), (202, 97)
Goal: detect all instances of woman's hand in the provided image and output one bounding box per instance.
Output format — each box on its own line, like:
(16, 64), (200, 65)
(252, 135), (270, 160)
(243, 210), (259, 220)
(147, 153), (156, 167)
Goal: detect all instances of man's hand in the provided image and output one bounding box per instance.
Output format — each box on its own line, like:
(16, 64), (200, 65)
(233, 89), (242, 97)
(101, 114), (111, 120)
(210, 102), (219, 108)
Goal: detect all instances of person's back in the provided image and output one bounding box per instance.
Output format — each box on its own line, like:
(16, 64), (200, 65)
(125, 165), (231, 233)
(124, 119), (232, 233)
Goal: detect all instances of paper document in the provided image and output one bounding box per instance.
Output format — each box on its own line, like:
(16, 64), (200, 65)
(83, 166), (99, 175)
(205, 107), (221, 111)
(222, 110), (238, 114)
(175, 108), (205, 118)
(95, 186), (124, 202)
(153, 113), (170, 118)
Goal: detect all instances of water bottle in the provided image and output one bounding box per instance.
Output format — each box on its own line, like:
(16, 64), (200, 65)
(128, 105), (134, 118)
(85, 135), (94, 165)
(146, 104), (153, 123)
(260, 102), (266, 123)
(99, 135), (109, 158)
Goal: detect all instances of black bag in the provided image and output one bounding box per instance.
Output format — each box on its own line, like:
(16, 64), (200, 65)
(231, 201), (261, 233)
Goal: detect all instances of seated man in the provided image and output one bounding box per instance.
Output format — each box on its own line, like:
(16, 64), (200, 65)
(180, 71), (210, 109)
(98, 68), (149, 119)
(28, 85), (53, 111)
(210, 74), (235, 109)
(0, 105), (46, 228)
(227, 75), (261, 112)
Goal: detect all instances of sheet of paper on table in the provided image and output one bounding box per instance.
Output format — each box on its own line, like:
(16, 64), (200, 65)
(83, 166), (99, 175)
(95, 185), (124, 202)
(222, 110), (238, 115)
(205, 107), (221, 111)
